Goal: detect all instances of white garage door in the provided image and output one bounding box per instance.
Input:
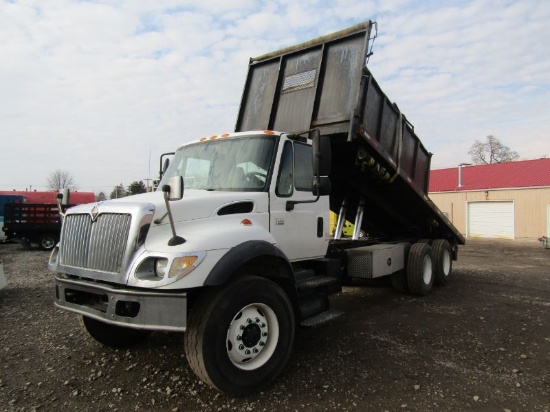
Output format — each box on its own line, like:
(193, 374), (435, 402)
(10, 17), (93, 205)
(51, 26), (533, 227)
(467, 201), (514, 239)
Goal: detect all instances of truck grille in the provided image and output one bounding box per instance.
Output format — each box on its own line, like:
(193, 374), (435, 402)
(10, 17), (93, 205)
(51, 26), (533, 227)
(60, 213), (132, 274)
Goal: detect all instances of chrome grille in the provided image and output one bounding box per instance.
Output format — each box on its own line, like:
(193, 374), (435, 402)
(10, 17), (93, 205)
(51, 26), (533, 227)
(60, 213), (132, 274)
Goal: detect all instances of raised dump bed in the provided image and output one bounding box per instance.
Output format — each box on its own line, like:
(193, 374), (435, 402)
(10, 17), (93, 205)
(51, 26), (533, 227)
(236, 21), (464, 245)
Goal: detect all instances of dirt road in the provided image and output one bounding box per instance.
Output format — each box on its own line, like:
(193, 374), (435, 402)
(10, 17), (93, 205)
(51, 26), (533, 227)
(1, 239), (549, 411)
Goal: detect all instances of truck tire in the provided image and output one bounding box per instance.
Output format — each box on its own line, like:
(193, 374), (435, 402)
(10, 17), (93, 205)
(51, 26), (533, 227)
(432, 239), (452, 286)
(391, 243), (412, 294)
(184, 275), (295, 396)
(407, 243), (434, 296)
(38, 234), (57, 251)
(78, 315), (150, 347)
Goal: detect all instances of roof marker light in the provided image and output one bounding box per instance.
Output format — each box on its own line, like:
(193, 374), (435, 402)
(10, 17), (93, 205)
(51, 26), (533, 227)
(263, 130), (275, 135)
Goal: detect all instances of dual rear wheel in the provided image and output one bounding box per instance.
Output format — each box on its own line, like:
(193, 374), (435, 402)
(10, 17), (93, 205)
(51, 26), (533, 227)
(391, 239), (453, 295)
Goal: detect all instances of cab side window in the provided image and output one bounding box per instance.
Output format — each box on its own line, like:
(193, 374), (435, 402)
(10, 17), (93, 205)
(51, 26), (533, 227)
(276, 142), (293, 197)
(294, 143), (313, 192)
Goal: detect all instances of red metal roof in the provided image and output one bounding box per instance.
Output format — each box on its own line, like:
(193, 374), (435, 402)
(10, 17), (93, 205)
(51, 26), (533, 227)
(429, 158), (550, 192)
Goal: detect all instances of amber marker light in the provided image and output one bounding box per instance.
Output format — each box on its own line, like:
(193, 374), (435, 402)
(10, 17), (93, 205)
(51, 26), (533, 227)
(240, 219), (253, 226)
(199, 137), (207, 142)
(263, 130), (275, 135)
(168, 256), (199, 278)
(221, 133), (230, 138)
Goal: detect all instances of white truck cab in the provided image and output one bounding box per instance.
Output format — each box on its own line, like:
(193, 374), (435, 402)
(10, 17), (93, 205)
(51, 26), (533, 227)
(50, 130), (334, 395)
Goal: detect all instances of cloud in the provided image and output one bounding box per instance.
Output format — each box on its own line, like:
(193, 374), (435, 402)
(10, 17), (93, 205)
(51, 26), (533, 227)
(0, 0), (548, 194)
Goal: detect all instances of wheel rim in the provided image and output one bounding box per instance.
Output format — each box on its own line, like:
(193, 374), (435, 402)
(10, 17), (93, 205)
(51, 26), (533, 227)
(42, 237), (55, 249)
(226, 303), (279, 371)
(422, 255), (432, 284)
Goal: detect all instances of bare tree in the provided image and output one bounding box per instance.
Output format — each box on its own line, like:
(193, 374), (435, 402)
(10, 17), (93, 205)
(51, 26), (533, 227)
(468, 135), (520, 164)
(46, 169), (78, 191)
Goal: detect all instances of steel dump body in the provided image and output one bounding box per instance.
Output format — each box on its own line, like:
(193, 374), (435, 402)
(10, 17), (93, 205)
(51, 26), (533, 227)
(236, 22), (464, 245)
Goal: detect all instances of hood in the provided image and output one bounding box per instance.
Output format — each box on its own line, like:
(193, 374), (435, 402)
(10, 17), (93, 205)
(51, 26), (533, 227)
(71, 190), (267, 222)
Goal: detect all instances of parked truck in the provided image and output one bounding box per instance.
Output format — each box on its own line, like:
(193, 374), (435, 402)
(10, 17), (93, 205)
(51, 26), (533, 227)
(3, 203), (64, 250)
(0, 194), (25, 242)
(49, 21), (465, 396)
(2, 191), (95, 250)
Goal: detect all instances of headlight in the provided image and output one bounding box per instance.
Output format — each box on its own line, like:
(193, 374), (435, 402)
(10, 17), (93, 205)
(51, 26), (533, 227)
(135, 252), (205, 282)
(154, 259), (169, 277)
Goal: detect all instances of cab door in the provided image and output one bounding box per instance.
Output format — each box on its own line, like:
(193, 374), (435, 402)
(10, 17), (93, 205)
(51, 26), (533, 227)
(269, 139), (329, 261)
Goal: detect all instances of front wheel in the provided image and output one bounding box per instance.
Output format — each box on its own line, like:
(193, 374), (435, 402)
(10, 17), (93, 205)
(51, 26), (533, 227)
(78, 316), (150, 347)
(184, 275), (295, 396)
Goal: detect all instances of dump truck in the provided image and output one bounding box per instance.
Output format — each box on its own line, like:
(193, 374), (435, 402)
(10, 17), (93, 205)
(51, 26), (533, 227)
(49, 21), (465, 396)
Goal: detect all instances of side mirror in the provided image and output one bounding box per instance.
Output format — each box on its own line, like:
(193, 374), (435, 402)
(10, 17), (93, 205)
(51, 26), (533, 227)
(313, 176), (331, 196)
(56, 188), (71, 221)
(162, 158), (170, 175)
(158, 152), (175, 179)
(161, 176), (185, 246)
(58, 188), (70, 206)
(311, 130), (331, 177)
(162, 176), (184, 201)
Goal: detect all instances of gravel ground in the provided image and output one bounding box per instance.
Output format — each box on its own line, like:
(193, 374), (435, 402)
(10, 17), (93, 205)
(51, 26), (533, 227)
(0, 239), (549, 411)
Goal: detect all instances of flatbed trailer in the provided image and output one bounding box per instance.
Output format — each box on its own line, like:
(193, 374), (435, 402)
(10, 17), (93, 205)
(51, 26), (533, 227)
(3, 203), (62, 250)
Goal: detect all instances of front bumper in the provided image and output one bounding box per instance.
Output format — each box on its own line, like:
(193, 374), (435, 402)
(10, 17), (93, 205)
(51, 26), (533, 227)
(55, 275), (187, 331)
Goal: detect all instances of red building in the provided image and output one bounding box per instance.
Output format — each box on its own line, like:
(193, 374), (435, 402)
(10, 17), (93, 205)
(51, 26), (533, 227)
(429, 158), (550, 240)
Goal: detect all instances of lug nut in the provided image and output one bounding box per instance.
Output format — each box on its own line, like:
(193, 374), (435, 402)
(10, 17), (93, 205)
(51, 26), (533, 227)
(261, 323), (266, 328)
(253, 348), (259, 353)
(247, 318), (252, 324)
(239, 344), (244, 350)
(255, 317), (260, 323)
(259, 341), (265, 346)
(236, 335), (242, 341)
(262, 332), (268, 337)
(245, 349), (251, 355)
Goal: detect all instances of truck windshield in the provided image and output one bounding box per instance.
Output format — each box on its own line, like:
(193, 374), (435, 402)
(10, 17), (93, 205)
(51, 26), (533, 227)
(159, 134), (277, 192)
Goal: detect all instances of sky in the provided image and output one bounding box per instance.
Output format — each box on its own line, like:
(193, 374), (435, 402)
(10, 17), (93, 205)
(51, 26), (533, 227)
(1, 0), (549, 195)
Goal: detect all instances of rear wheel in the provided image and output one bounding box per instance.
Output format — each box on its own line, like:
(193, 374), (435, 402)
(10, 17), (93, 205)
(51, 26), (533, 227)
(78, 316), (150, 347)
(407, 243), (434, 296)
(38, 234), (57, 251)
(184, 275), (295, 396)
(391, 243), (412, 294)
(432, 239), (453, 286)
